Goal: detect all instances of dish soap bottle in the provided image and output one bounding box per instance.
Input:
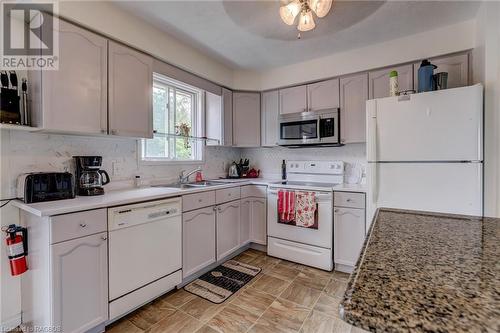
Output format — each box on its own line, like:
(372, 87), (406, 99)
(389, 70), (399, 97)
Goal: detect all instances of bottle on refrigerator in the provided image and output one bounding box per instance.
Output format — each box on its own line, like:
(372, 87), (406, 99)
(389, 70), (399, 97)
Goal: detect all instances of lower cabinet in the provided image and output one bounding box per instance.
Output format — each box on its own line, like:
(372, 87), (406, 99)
(216, 200), (241, 260)
(334, 207), (365, 268)
(240, 199), (251, 246)
(182, 206), (216, 278)
(249, 198), (267, 245)
(51, 232), (108, 333)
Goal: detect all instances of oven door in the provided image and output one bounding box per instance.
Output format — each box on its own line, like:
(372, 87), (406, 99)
(267, 188), (333, 248)
(278, 113), (320, 145)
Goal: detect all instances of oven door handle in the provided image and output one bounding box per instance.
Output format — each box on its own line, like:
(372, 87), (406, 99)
(268, 190), (332, 201)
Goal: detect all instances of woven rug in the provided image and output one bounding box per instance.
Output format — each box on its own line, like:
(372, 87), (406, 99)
(184, 259), (261, 303)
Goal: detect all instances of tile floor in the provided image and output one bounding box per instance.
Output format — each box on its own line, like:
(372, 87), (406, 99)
(106, 249), (368, 333)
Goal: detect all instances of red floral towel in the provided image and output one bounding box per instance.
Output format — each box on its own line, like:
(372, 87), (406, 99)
(295, 191), (316, 228)
(278, 189), (295, 223)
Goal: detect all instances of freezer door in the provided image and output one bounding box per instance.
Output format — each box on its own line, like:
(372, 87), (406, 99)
(367, 162), (483, 226)
(367, 84), (483, 162)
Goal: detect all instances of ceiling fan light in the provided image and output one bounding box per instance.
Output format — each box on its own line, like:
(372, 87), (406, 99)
(280, 0), (301, 25)
(309, 0), (333, 18)
(297, 10), (316, 32)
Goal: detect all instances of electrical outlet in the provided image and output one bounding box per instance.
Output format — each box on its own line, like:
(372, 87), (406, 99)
(112, 161), (124, 177)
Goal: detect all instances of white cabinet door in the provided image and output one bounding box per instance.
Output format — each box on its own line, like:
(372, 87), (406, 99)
(369, 64), (413, 99)
(205, 92), (223, 146)
(108, 41), (153, 138)
(334, 207), (365, 267)
(240, 199), (251, 246)
(279, 85), (307, 114)
(183, 207), (216, 278)
(40, 18), (107, 134)
(250, 198), (267, 245)
(340, 73), (368, 143)
(261, 90), (279, 147)
(222, 88), (233, 146)
(414, 53), (469, 89)
(216, 200), (241, 260)
(307, 78), (340, 111)
(233, 92), (261, 147)
(51, 232), (108, 333)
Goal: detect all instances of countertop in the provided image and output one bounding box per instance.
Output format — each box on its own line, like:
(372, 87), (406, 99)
(340, 208), (500, 332)
(13, 179), (366, 217)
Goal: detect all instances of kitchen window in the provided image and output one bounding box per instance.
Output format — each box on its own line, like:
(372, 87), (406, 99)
(141, 74), (204, 163)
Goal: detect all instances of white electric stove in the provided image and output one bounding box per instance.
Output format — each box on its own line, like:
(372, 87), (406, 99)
(267, 160), (344, 271)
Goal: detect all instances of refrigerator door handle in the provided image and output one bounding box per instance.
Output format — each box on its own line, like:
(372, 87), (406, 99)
(369, 163), (378, 204)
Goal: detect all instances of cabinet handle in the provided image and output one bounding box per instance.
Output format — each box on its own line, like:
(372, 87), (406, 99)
(217, 207), (222, 212)
(334, 209), (339, 213)
(101, 235), (107, 241)
(111, 129), (117, 135)
(346, 199), (352, 202)
(100, 129), (106, 134)
(79, 223), (87, 228)
(213, 206), (217, 211)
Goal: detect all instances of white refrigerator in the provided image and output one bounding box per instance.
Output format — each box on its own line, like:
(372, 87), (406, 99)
(366, 84), (483, 225)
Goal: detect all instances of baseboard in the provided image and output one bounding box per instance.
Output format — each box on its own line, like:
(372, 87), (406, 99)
(1, 313), (21, 332)
(249, 242), (267, 252)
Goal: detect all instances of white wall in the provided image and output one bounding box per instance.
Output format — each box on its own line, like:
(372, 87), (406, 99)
(473, 2), (500, 218)
(234, 20), (476, 91)
(58, 0), (233, 88)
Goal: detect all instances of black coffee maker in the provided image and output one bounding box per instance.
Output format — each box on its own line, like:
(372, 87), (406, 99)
(73, 156), (110, 196)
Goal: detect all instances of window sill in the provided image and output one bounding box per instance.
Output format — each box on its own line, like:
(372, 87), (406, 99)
(140, 159), (204, 166)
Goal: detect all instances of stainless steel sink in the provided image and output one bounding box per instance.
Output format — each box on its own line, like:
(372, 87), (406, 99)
(152, 181), (223, 189)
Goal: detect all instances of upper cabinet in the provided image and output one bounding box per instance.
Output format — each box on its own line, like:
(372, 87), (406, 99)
(369, 64), (414, 99)
(340, 73), (368, 144)
(414, 53), (469, 90)
(279, 85), (307, 114)
(108, 41), (153, 139)
(233, 92), (261, 147)
(205, 92), (223, 146)
(261, 90), (279, 147)
(222, 88), (233, 146)
(31, 18), (108, 134)
(307, 78), (340, 111)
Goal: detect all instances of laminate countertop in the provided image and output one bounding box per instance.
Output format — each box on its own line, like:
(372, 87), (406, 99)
(340, 208), (500, 333)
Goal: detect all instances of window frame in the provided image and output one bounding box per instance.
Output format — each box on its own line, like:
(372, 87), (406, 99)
(139, 74), (205, 165)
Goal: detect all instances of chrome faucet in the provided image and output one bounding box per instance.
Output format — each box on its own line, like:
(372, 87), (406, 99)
(179, 167), (201, 184)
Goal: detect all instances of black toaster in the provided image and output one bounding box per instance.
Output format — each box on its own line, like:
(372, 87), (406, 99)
(17, 172), (75, 203)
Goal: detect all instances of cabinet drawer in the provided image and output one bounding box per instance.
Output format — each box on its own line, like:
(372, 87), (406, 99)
(334, 192), (365, 209)
(50, 209), (107, 244)
(183, 191), (215, 212)
(216, 187), (241, 204)
(241, 185), (267, 198)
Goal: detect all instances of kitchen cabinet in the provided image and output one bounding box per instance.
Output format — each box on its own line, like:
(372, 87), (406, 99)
(369, 64), (414, 99)
(222, 88), (233, 146)
(30, 18), (108, 134)
(108, 41), (153, 138)
(205, 92), (223, 146)
(340, 73), (368, 143)
(240, 199), (251, 246)
(261, 90), (279, 147)
(51, 232), (108, 333)
(183, 206), (216, 278)
(414, 53), (469, 90)
(216, 200), (241, 260)
(307, 78), (340, 111)
(279, 85), (307, 114)
(334, 191), (366, 272)
(20, 208), (109, 333)
(233, 92), (261, 147)
(241, 185), (267, 245)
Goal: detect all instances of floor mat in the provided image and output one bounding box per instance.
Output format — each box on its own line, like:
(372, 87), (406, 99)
(184, 259), (261, 303)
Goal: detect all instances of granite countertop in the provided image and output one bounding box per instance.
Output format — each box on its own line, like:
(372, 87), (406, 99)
(13, 178), (367, 216)
(341, 208), (500, 333)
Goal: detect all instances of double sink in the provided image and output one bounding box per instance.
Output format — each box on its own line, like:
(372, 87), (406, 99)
(152, 180), (227, 190)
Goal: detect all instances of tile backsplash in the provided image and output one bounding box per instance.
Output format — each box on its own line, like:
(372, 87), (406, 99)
(0, 130), (240, 198)
(0, 130), (366, 198)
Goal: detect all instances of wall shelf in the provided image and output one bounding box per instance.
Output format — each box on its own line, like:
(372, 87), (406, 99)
(154, 131), (220, 144)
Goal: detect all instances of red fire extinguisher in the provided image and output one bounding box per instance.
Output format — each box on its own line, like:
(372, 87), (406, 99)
(4, 224), (28, 276)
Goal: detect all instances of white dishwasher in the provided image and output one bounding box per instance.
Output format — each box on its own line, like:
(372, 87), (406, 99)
(108, 197), (182, 320)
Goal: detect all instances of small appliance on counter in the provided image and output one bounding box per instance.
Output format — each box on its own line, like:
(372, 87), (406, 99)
(73, 156), (110, 196)
(228, 162), (239, 178)
(17, 172), (75, 203)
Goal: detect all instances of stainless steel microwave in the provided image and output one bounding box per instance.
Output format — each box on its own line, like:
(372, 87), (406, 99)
(278, 109), (340, 146)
